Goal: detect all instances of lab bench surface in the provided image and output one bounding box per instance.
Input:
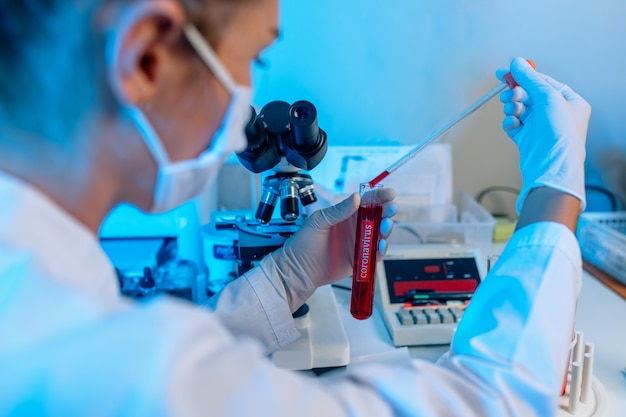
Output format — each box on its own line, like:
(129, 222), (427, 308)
(583, 261), (626, 300)
(333, 270), (626, 416)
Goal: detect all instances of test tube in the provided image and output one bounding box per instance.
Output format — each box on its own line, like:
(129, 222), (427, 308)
(568, 361), (583, 414)
(350, 183), (384, 320)
(573, 331), (584, 363)
(580, 343), (595, 404)
(561, 329), (578, 396)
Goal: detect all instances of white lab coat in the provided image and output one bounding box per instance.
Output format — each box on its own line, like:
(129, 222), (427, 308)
(0, 172), (581, 416)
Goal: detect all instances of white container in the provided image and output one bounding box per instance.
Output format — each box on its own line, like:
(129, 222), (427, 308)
(388, 190), (496, 274)
(202, 222), (239, 294)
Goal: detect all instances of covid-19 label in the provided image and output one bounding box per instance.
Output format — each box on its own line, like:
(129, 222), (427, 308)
(356, 220), (375, 282)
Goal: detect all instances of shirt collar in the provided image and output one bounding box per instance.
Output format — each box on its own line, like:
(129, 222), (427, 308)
(0, 171), (119, 299)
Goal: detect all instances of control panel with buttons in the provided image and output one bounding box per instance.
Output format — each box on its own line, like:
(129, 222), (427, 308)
(376, 245), (483, 346)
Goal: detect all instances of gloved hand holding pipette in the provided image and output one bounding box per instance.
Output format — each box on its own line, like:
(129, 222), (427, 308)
(368, 60), (536, 187)
(497, 57), (591, 214)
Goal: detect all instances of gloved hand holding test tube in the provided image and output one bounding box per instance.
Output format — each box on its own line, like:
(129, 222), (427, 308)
(350, 60), (536, 320)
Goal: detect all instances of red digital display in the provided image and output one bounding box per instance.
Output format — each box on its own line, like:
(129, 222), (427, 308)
(424, 265), (440, 273)
(382, 257), (482, 304)
(393, 279), (478, 296)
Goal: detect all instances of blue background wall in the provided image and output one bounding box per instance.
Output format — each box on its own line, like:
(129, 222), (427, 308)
(251, 0), (626, 214)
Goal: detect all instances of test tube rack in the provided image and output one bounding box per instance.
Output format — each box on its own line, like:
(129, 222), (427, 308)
(557, 331), (609, 417)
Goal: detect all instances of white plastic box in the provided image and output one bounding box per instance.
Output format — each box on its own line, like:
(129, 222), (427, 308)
(388, 190), (496, 276)
(577, 211), (626, 285)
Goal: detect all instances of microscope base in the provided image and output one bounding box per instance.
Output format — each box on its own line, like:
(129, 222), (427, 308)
(272, 285), (350, 371)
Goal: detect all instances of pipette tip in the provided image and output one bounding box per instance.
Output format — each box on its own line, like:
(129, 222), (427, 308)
(368, 171), (390, 188)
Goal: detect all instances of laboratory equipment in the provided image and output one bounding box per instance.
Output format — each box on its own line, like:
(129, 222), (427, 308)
(350, 183), (385, 320)
(237, 100), (327, 224)
(101, 236), (203, 302)
(222, 99), (327, 275)
(376, 245), (483, 346)
(368, 61), (536, 187)
(557, 331), (608, 417)
(212, 100), (349, 370)
(202, 221), (239, 294)
(271, 284), (350, 371)
(99, 203), (208, 304)
(388, 190), (497, 275)
(214, 214), (301, 275)
(213, 215), (350, 372)
(577, 211), (626, 286)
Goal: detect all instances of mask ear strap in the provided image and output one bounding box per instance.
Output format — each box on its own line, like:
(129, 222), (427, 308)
(125, 106), (171, 166)
(105, 15), (173, 168)
(183, 24), (237, 93)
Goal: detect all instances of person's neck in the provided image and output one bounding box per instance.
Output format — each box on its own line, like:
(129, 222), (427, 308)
(0, 147), (118, 235)
(0, 116), (157, 234)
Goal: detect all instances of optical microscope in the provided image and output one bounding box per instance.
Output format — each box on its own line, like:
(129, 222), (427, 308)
(216, 100), (350, 371)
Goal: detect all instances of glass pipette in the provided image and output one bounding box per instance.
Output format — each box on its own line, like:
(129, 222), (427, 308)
(368, 61), (536, 187)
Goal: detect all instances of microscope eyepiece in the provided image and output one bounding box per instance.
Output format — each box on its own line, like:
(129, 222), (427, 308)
(289, 100), (323, 153)
(236, 100), (327, 223)
(237, 106), (281, 173)
(260, 101), (291, 136)
(284, 100), (327, 170)
(291, 103), (313, 123)
(244, 106), (265, 151)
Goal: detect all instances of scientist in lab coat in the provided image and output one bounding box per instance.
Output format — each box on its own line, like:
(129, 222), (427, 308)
(0, 1), (590, 416)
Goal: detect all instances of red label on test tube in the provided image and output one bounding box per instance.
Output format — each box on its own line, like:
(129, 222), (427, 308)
(350, 184), (383, 320)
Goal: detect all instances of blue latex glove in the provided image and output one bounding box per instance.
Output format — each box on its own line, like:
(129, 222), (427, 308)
(497, 57), (591, 214)
(259, 189), (398, 312)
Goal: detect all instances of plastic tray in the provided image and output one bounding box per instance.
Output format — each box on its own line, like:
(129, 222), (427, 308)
(388, 190), (496, 271)
(577, 211), (626, 285)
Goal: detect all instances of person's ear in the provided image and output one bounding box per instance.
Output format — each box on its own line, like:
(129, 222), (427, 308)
(106, 1), (186, 106)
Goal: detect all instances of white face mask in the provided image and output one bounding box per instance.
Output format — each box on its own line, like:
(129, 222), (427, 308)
(126, 24), (251, 213)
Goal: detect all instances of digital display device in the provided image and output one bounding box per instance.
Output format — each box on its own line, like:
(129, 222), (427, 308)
(375, 245), (484, 346)
(377, 245), (486, 307)
(378, 248), (482, 305)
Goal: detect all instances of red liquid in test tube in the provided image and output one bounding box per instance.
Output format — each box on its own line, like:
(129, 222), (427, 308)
(350, 183), (384, 320)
